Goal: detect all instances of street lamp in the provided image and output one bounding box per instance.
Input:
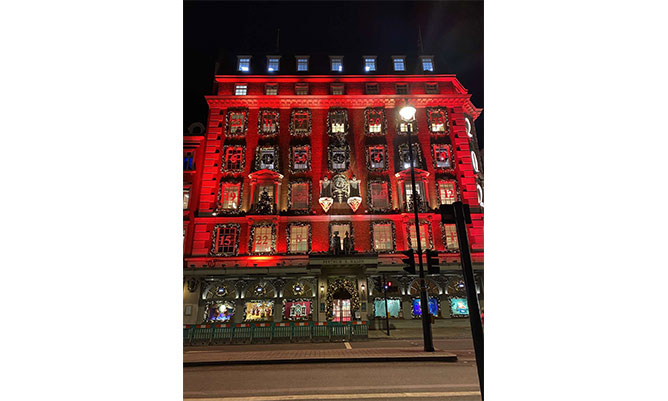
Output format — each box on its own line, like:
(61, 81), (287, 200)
(399, 99), (434, 352)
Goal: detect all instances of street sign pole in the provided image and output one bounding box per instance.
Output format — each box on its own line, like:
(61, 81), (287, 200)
(383, 274), (390, 336)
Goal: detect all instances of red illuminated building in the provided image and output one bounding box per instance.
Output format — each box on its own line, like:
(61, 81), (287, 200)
(184, 54), (483, 327)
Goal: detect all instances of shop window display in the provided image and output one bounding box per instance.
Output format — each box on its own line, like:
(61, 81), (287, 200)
(373, 298), (401, 318)
(411, 298), (439, 318)
(450, 297), (469, 317)
(244, 300), (274, 321)
(205, 302), (235, 322)
(282, 300), (312, 320)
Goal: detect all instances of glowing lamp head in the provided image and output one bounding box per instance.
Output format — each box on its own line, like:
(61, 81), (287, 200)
(399, 105), (417, 121)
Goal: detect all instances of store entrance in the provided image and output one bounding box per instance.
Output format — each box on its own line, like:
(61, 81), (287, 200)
(332, 287), (352, 323)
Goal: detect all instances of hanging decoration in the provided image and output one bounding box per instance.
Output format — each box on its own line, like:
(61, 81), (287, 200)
(289, 108), (312, 137)
(289, 145), (311, 174)
(328, 142), (351, 173)
(365, 144), (388, 172)
(210, 223), (241, 256)
(285, 222), (312, 254)
(325, 278), (361, 318)
(319, 176), (334, 213)
(257, 108), (280, 137)
(426, 107), (450, 135)
(254, 145), (280, 171)
(364, 107), (387, 136)
(225, 108), (249, 137)
(367, 179), (393, 213)
(347, 175), (362, 212)
(221, 144), (246, 173)
(431, 143), (453, 170)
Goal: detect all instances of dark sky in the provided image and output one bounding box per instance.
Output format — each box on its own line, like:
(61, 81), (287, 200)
(184, 0), (483, 147)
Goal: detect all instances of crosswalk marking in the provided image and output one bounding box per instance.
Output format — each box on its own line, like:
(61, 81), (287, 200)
(343, 342), (352, 350)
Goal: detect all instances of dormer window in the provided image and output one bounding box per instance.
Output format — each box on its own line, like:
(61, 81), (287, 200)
(237, 56), (251, 72)
(365, 83), (380, 95)
(395, 83), (409, 95)
(267, 56), (280, 72)
(330, 56), (343, 72)
(420, 56), (434, 72)
(295, 83), (309, 95)
(425, 83), (439, 94)
(330, 83), (345, 95)
(363, 56), (376, 72)
(234, 84), (247, 96)
(296, 56), (309, 72)
(265, 83), (278, 95)
(392, 56), (405, 71)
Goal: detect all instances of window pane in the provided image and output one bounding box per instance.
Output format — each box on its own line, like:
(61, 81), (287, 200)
(238, 58), (250, 72)
(373, 224), (392, 251)
(370, 182), (389, 209)
(290, 183), (309, 209)
(394, 58), (405, 71)
(229, 112), (245, 134)
(224, 146), (243, 170)
(290, 225), (309, 252)
(216, 226), (238, 254)
(409, 223), (430, 249)
(221, 184), (240, 209)
(268, 58), (279, 71)
(433, 145), (451, 168)
(364, 58), (376, 71)
(368, 146), (385, 169)
(330, 224), (350, 252)
(438, 182), (456, 205)
(443, 225), (459, 250)
(297, 58), (308, 71)
(253, 226), (273, 253)
(422, 58), (433, 71)
(235, 85), (247, 95)
(183, 189), (190, 209)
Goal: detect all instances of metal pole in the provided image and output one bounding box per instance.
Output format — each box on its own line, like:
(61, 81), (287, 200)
(383, 274), (390, 336)
(453, 201), (484, 398)
(406, 120), (434, 352)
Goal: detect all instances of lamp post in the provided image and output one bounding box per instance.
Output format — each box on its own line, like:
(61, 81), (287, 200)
(399, 100), (434, 352)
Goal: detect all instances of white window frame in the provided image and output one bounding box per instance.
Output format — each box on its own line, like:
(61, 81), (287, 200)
(234, 84), (248, 96)
(420, 55), (434, 72)
(363, 56), (376, 72)
(265, 83), (278, 95)
(295, 83), (309, 95)
(296, 55), (309, 72)
(237, 56), (251, 72)
(372, 222), (394, 252)
(288, 224), (310, 253)
(267, 56), (280, 72)
(392, 56), (405, 72)
(330, 56), (343, 72)
(395, 83), (409, 95)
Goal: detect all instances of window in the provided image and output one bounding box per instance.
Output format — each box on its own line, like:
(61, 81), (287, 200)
(372, 222), (394, 252)
(427, 108), (448, 133)
(330, 83), (345, 95)
(291, 145), (310, 172)
(290, 109), (311, 136)
(425, 83), (439, 94)
(234, 84), (247, 96)
(255, 184), (274, 204)
(227, 109), (247, 136)
(443, 224), (459, 251)
(220, 182), (241, 210)
(369, 181), (391, 210)
(259, 109), (279, 135)
(329, 148), (349, 171)
(222, 145), (244, 171)
(477, 183), (484, 207)
(392, 56), (405, 71)
(420, 56), (434, 72)
(251, 225), (274, 254)
(408, 222), (431, 250)
(289, 182), (310, 210)
(328, 109), (348, 134)
(183, 188), (190, 209)
(330, 56), (343, 72)
(437, 181), (457, 205)
(432, 144), (452, 169)
(288, 224), (310, 253)
(330, 222), (352, 252)
(183, 151), (195, 170)
(365, 83), (379, 95)
(265, 84), (278, 95)
(398, 143), (422, 169)
(296, 56), (309, 72)
(295, 83), (309, 95)
(256, 146), (278, 171)
(363, 56), (376, 72)
(395, 83), (409, 95)
(471, 150), (480, 173)
(367, 145), (387, 170)
(237, 56), (251, 72)
(212, 224), (240, 255)
(365, 108), (384, 134)
(267, 56), (280, 72)
(404, 181), (426, 209)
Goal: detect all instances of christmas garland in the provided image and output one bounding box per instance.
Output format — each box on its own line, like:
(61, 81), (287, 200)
(287, 180), (312, 214)
(257, 108), (280, 137)
(221, 144), (246, 173)
(225, 108), (249, 137)
(254, 145), (280, 172)
(327, 142), (351, 173)
(425, 106), (450, 136)
(327, 108), (349, 136)
(430, 143), (454, 171)
(210, 223), (241, 256)
(365, 143), (389, 172)
(364, 107), (387, 136)
(286, 222), (312, 254)
(325, 278), (361, 318)
(370, 220), (396, 254)
(215, 179), (243, 215)
(289, 108), (312, 137)
(288, 145), (311, 174)
(248, 222), (277, 255)
(366, 179), (393, 213)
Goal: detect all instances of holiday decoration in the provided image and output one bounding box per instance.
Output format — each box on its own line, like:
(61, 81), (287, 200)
(257, 108), (280, 136)
(225, 108), (249, 137)
(325, 278), (361, 319)
(364, 107), (387, 136)
(328, 221), (353, 254)
(398, 143), (423, 169)
(373, 298), (402, 318)
(319, 177), (334, 213)
(366, 144), (388, 172)
(254, 145), (280, 171)
(289, 145), (311, 174)
(243, 300), (275, 321)
(347, 175), (362, 212)
(210, 223), (241, 256)
(431, 143), (453, 170)
(327, 108), (349, 136)
(426, 107), (450, 135)
(331, 173), (350, 203)
(367, 180), (393, 212)
(215, 180), (243, 215)
(441, 223), (460, 253)
(286, 222), (312, 254)
(328, 143), (351, 173)
(370, 220), (396, 253)
(449, 297), (469, 317)
(289, 108), (312, 136)
(248, 223), (277, 255)
(204, 301), (236, 322)
(411, 297), (440, 318)
(287, 180), (311, 213)
(406, 220), (434, 250)
(221, 144), (246, 173)
(282, 299), (313, 321)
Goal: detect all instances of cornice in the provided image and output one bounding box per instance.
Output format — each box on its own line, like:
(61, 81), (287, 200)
(205, 95), (475, 110)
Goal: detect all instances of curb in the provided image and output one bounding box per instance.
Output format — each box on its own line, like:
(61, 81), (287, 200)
(184, 354), (457, 367)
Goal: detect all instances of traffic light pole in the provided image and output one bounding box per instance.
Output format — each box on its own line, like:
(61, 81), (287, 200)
(452, 201), (484, 398)
(382, 274), (390, 336)
(406, 122), (434, 353)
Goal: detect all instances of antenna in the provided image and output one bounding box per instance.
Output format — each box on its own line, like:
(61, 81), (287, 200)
(418, 25), (424, 53)
(275, 28), (280, 53)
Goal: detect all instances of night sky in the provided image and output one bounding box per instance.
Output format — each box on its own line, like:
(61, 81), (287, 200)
(184, 1), (483, 148)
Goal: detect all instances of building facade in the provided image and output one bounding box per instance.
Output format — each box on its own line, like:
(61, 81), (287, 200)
(184, 54), (483, 328)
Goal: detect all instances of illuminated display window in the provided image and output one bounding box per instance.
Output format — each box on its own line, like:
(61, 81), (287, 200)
(432, 144), (452, 169)
(330, 148), (348, 171)
(183, 151), (195, 170)
(255, 184), (274, 204)
(374, 298), (401, 318)
(234, 84), (247, 96)
(392, 56), (405, 71)
(398, 120), (416, 134)
(363, 56), (376, 72)
(220, 182), (241, 210)
(295, 83), (309, 95)
(206, 302), (235, 322)
(367, 145), (387, 170)
(330, 56), (343, 72)
(267, 56), (280, 72)
(290, 109), (311, 136)
(420, 55), (434, 72)
(226, 109), (247, 136)
(328, 109), (348, 134)
(369, 181), (391, 210)
(330, 83), (345, 95)
(183, 188), (190, 209)
(471, 150), (480, 172)
(288, 223), (310, 253)
(265, 83), (278, 95)
(289, 181), (310, 210)
(237, 56), (251, 72)
(330, 222), (352, 253)
(404, 181), (426, 211)
(395, 83), (409, 95)
(437, 181), (457, 205)
(283, 300), (311, 320)
(244, 301), (274, 321)
(365, 83), (379, 94)
(443, 224), (459, 251)
(222, 145), (244, 171)
(251, 224), (275, 254)
(211, 224), (240, 255)
(365, 108), (385, 135)
(412, 298), (439, 318)
(398, 143), (422, 169)
(291, 145), (310, 172)
(425, 83), (439, 94)
(372, 222), (394, 252)
(259, 109), (279, 135)
(296, 56), (309, 71)
(407, 222), (431, 250)
(450, 297), (469, 317)
(427, 108), (448, 133)
(256, 146), (278, 171)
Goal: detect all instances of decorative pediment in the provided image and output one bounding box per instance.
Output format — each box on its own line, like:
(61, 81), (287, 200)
(395, 168), (430, 181)
(248, 169), (283, 182)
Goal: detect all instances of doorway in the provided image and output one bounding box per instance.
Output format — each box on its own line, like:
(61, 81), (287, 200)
(332, 287), (352, 323)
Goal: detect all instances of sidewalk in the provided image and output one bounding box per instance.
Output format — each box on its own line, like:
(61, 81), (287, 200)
(368, 326), (473, 340)
(184, 347), (457, 367)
